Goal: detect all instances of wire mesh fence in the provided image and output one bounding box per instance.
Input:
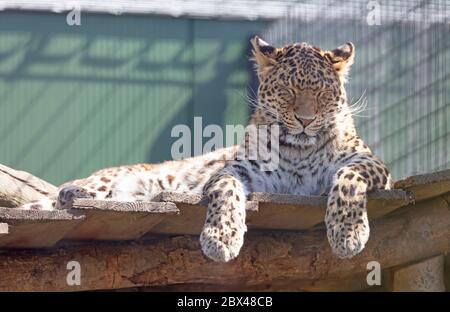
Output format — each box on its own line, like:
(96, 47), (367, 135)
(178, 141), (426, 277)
(262, 0), (450, 179)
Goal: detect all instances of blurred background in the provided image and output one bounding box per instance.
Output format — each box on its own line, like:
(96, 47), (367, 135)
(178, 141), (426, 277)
(0, 0), (449, 185)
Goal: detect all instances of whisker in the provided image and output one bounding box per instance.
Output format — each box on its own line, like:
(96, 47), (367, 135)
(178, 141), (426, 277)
(234, 88), (259, 112)
(347, 90), (371, 118)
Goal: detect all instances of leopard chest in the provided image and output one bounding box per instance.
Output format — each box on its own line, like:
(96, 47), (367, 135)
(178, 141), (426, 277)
(277, 149), (331, 195)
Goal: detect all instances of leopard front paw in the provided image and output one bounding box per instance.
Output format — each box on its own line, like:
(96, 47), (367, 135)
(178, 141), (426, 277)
(326, 212), (370, 259)
(200, 223), (245, 262)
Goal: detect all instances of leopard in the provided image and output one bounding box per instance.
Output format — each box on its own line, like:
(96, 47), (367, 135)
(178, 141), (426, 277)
(18, 36), (392, 262)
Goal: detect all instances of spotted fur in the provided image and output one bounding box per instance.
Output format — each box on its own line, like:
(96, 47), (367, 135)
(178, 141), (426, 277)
(18, 36), (392, 262)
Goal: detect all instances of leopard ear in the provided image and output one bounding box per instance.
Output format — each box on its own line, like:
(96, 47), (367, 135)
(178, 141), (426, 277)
(250, 36), (277, 73)
(325, 42), (355, 82)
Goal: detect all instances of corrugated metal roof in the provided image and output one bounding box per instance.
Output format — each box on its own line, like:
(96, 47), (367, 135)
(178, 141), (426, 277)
(1, 169), (449, 249)
(0, 0), (449, 22)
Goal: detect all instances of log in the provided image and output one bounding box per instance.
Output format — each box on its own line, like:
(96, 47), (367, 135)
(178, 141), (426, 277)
(0, 164), (57, 208)
(0, 196), (448, 291)
(390, 255), (446, 291)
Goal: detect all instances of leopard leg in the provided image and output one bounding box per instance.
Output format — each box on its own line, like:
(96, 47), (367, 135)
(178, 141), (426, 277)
(200, 172), (248, 262)
(325, 155), (391, 258)
(55, 185), (93, 209)
(17, 185), (92, 211)
(17, 197), (58, 211)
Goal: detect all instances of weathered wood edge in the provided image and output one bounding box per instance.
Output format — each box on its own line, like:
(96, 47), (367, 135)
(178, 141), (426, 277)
(63, 200), (180, 241)
(0, 207), (85, 221)
(394, 169), (450, 201)
(72, 199), (180, 214)
(394, 168), (450, 189)
(152, 189), (413, 221)
(0, 195), (448, 291)
(154, 189), (411, 206)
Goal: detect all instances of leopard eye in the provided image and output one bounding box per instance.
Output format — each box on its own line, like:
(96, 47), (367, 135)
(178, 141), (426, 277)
(277, 84), (295, 98)
(279, 89), (295, 108)
(317, 90), (334, 104)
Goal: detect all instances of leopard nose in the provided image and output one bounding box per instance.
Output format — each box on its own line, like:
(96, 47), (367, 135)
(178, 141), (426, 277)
(295, 115), (315, 127)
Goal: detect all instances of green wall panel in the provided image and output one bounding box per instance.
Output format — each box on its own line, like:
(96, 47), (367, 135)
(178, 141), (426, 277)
(0, 11), (267, 185)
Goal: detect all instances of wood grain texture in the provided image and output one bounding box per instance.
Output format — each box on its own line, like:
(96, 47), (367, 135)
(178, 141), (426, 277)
(0, 196), (448, 291)
(65, 200), (179, 240)
(394, 169), (450, 202)
(0, 207), (84, 248)
(151, 200), (259, 235)
(72, 199), (180, 213)
(391, 255), (446, 292)
(150, 190), (412, 233)
(0, 164), (57, 208)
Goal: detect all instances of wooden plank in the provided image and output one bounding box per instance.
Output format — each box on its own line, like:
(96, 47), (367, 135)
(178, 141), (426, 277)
(394, 169), (450, 202)
(151, 192), (258, 235)
(0, 189), (413, 246)
(366, 189), (415, 216)
(248, 193), (325, 230)
(151, 189), (411, 233)
(149, 201), (207, 235)
(0, 223), (8, 236)
(0, 196), (448, 291)
(0, 207), (84, 248)
(249, 189), (411, 230)
(64, 199), (179, 240)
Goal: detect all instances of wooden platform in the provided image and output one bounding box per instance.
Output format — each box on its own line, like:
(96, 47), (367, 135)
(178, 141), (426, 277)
(0, 189), (412, 248)
(0, 168), (449, 291)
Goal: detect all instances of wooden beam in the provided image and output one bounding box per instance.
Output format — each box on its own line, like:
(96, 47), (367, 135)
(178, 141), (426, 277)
(249, 189), (412, 229)
(124, 272), (379, 291)
(65, 199), (179, 240)
(150, 190), (412, 234)
(390, 255), (446, 291)
(0, 207), (84, 248)
(394, 169), (450, 202)
(150, 193), (258, 235)
(445, 254), (450, 291)
(0, 200), (180, 247)
(0, 196), (448, 291)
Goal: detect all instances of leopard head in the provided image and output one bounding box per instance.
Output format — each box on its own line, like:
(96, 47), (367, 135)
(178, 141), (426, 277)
(250, 36), (355, 146)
